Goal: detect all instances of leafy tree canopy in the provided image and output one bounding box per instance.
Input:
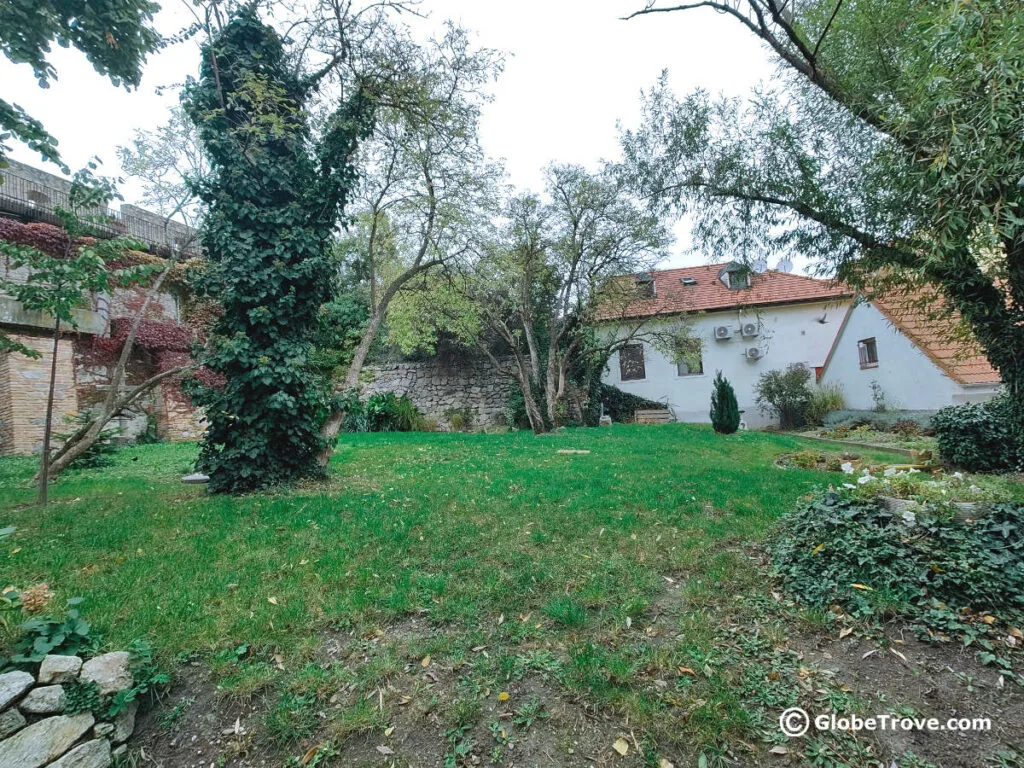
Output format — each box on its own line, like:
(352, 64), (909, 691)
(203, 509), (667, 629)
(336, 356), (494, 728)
(0, 0), (162, 168)
(623, 0), (1024, 449)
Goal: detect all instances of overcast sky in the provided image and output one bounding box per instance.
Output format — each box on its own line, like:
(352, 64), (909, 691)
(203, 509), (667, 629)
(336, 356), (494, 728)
(0, 0), (776, 267)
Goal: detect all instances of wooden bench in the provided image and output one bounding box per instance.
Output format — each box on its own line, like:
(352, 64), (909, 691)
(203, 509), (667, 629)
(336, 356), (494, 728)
(634, 409), (673, 425)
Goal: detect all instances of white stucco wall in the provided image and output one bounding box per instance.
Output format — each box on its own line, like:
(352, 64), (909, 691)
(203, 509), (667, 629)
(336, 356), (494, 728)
(601, 300), (850, 427)
(819, 302), (1000, 410)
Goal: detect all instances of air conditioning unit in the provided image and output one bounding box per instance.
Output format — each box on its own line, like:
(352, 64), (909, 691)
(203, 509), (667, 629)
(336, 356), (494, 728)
(745, 346), (762, 360)
(714, 325), (732, 340)
(741, 322), (759, 338)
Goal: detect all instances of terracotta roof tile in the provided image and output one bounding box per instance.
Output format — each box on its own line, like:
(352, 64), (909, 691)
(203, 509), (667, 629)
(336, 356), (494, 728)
(598, 263), (850, 321)
(871, 293), (1000, 386)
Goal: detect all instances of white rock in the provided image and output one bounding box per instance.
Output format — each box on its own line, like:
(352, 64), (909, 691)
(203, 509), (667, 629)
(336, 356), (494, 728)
(0, 712), (94, 768)
(19, 685), (66, 714)
(0, 670), (34, 712)
(0, 707), (26, 739)
(46, 738), (111, 768)
(39, 655), (84, 685)
(80, 652), (132, 696)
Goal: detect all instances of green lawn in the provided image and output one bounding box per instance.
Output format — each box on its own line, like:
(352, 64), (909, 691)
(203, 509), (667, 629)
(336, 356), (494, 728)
(0, 426), (927, 764)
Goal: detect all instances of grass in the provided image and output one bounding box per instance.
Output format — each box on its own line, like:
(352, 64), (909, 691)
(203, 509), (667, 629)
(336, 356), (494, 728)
(0, 425), (962, 763)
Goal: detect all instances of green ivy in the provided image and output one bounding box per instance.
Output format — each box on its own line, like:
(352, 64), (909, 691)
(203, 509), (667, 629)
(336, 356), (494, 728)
(182, 10), (374, 493)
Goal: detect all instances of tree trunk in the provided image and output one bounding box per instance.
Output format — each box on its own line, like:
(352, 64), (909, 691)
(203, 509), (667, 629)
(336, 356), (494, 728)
(38, 319), (61, 506)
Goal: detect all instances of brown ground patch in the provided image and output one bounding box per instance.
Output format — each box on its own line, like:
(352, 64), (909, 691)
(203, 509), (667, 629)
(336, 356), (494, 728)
(792, 628), (1024, 767)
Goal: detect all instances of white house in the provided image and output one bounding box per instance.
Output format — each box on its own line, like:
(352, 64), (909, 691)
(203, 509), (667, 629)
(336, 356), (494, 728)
(600, 263), (852, 427)
(818, 294), (1001, 410)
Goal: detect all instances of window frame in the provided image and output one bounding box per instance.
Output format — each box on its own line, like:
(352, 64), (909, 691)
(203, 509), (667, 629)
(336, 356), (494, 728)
(675, 352), (704, 378)
(618, 343), (647, 381)
(857, 337), (879, 369)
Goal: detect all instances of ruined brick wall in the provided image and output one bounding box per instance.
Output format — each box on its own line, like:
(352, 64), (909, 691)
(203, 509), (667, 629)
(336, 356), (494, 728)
(0, 332), (79, 455)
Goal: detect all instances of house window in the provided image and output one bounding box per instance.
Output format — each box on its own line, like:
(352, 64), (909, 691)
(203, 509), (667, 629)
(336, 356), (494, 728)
(635, 274), (656, 299)
(676, 352), (704, 377)
(728, 271), (750, 289)
(857, 337), (879, 368)
(619, 344), (646, 381)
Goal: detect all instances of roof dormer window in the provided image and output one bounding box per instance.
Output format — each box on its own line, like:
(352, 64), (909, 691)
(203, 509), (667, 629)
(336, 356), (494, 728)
(719, 262), (752, 290)
(635, 273), (656, 299)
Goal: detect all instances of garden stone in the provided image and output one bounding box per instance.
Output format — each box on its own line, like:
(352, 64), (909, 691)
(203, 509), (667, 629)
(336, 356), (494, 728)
(111, 744), (127, 759)
(0, 670), (34, 711)
(181, 472), (210, 484)
(80, 652), (132, 695)
(39, 655), (83, 685)
(0, 707), (26, 739)
(112, 700), (138, 743)
(93, 722), (114, 738)
(47, 738), (112, 768)
(0, 712), (94, 768)
(19, 685), (67, 714)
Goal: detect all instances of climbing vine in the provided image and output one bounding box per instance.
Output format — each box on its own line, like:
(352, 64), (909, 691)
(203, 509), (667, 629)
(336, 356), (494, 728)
(182, 10), (374, 493)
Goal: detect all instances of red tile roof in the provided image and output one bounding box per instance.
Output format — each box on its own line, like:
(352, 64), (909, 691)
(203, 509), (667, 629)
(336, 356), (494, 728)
(871, 293), (1000, 385)
(598, 263), (851, 321)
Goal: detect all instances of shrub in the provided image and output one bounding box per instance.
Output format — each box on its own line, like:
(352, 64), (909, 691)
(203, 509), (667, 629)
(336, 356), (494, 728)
(754, 364), (813, 429)
(445, 407), (474, 432)
(804, 383), (846, 427)
(771, 492), (1024, 642)
(709, 371), (740, 434)
(933, 395), (1021, 473)
(596, 384), (664, 424)
(342, 392), (423, 433)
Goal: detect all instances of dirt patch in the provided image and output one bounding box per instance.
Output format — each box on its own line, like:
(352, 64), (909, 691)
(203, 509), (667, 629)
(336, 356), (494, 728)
(792, 628), (1024, 767)
(131, 623), (653, 767)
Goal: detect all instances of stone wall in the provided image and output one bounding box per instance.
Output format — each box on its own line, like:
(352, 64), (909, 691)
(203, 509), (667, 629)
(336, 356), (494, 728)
(362, 357), (514, 429)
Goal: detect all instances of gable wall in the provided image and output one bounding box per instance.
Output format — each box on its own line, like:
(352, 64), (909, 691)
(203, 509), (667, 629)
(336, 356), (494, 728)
(819, 302), (999, 409)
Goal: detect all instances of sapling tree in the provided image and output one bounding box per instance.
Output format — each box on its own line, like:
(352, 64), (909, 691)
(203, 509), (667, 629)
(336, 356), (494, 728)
(0, 173), (146, 503)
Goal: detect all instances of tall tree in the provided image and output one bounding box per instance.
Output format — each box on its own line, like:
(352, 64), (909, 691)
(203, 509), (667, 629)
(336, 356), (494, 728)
(439, 166), (680, 433)
(0, 0), (161, 168)
(182, 9), (373, 493)
(623, 0), (1024, 456)
(316, 25), (503, 463)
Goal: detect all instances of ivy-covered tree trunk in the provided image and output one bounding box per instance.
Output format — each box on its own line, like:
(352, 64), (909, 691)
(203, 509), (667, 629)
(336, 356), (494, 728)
(183, 11), (373, 493)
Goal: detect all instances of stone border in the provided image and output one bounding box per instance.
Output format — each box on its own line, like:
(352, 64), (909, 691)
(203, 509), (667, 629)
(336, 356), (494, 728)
(0, 652), (139, 768)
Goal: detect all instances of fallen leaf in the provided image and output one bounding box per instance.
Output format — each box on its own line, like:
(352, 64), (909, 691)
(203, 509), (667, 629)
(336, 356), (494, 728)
(678, 667), (697, 676)
(658, 759), (675, 768)
(420, 655), (431, 667)
(1009, 627), (1023, 640)
(626, 617), (632, 628)
(267, 596), (278, 605)
(811, 543), (825, 555)
(862, 649), (878, 659)
(384, 726), (395, 737)
(839, 627), (853, 639)
(769, 745), (789, 755)
(889, 648), (908, 663)
(612, 738), (629, 756)
(981, 615), (997, 625)
(376, 745), (394, 756)
(851, 583), (873, 591)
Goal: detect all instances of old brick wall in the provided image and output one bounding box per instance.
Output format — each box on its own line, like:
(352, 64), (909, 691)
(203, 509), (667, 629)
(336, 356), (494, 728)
(0, 332), (79, 455)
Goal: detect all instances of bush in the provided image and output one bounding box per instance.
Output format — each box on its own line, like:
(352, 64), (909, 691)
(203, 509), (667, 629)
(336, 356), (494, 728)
(595, 384), (665, 424)
(342, 392), (423, 433)
(804, 383), (846, 427)
(771, 492), (1024, 641)
(822, 409), (937, 433)
(933, 395), (1021, 473)
(55, 413), (122, 469)
(444, 407), (474, 432)
(754, 364), (813, 429)
(709, 371), (740, 434)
